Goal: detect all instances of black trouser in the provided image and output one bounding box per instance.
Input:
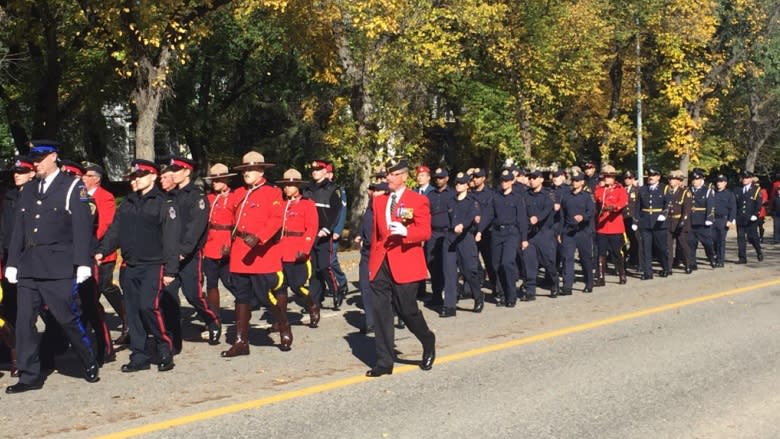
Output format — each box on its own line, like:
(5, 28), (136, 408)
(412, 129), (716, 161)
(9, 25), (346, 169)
(232, 272), (281, 306)
(425, 231), (447, 300)
(491, 227), (519, 303)
(119, 264), (173, 365)
(736, 222), (762, 261)
(713, 218), (729, 264)
(688, 225), (715, 268)
(97, 261), (124, 328)
(774, 215), (780, 243)
(667, 222), (692, 269)
(624, 217), (642, 268)
(477, 231), (495, 285)
(167, 251), (220, 327)
(16, 277), (97, 384)
(78, 274), (112, 363)
(309, 237), (338, 304)
(358, 249), (374, 327)
(523, 229), (557, 298)
(370, 259), (434, 370)
(282, 260), (312, 298)
(640, 226), (668, 276)
(443, 233), (481, 308)
(562, 229), (594, 290)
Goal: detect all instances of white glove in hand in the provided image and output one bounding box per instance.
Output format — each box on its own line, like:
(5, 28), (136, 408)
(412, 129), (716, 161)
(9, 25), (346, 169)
(657, 214), (667, 222)
(750, 215), (758, 222)
(705, 220), (713, 226)
(631, 224), (638, 231)
(76, 265), (92, 284)
(389, 221), (408, 237)
(5, 267), (17, 284)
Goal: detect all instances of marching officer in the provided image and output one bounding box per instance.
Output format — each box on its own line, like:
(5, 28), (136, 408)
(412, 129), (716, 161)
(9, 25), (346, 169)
(304, 160), (344, 310)
(0, 156), (37, 378)
(221, 151), (285, 357)
(6, 141), (100, 392)
(522, 170), (557, 300)
(82, 162), (129, 345)
(157, 164), (182, 353)
(560, 172), (595, 294)
(277, 168), (319, 337)
(734, 171), (763, 263)
(711, 174), (736, 266)
(637, 168), (670, 279)
(441, 172), (482, 316)
(583, 162), (599, 193)
(666, 170), (693, 274)
(687, 169), (717, 270)
(95, 160), (180, 373)
(425, 167), (452, 306)
(594, 165), (628, 286)
(623, 170), (643, 270)
(202, 163), (240, 325)
(469, 168), (496, 294)
(167, 156), (221, 345)
(483, 170), (528, 307)
(415, 165), (433, 195)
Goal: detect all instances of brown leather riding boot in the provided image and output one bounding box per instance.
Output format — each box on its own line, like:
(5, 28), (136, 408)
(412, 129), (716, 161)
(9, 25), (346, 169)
(275, 294), (293, 351)
(306, 295), (320, 328)
(0, 322), (17, 376)
(594, 256), (607, 287)
(220, 303), (250, 357)
(207, 288), (221, 317)
(616, 256), (627, 285)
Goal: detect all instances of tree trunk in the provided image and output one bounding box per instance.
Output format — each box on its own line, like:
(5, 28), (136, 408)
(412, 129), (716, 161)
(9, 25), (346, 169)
(517, 91), (532, 162)
(602, 52), (624, 164)
(131, 47), (172, 160)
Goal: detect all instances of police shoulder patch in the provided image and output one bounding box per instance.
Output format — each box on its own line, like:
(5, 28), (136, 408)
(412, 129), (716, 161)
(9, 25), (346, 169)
(79, 186), (89, 202)
(169, 206), (177, 219)
(199, 198), (206, 210)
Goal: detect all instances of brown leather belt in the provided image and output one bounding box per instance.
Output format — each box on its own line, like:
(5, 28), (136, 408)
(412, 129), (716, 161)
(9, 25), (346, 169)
(283, 231), (305, 237)
(209, 224), (232, 231)
(234, 230), (252, 239)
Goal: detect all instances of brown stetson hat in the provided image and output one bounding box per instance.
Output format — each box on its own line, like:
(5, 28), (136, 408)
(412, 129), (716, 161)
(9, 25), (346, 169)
(233, 151), (275, 171)
(276, 168), (309, 186)
(203, 163), (238, 180)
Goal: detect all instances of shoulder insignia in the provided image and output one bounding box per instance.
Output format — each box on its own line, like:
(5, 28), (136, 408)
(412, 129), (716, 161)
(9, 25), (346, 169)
(79, 186), (89, 202)
(169, 206), (177, 220)
(199, 199), (206, 210)
(273, 200), (281, 206)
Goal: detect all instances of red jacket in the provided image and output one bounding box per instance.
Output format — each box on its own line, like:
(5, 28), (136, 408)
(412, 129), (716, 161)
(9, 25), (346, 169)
(369, 188), (431, 283)
(594, 183), (628, 235)
(758, 188), (768, 218)
(229, 182), (284, 274)
(278, 196), (318, 263)
(93, 186), (117, 263)
(203, 190), (237, 260)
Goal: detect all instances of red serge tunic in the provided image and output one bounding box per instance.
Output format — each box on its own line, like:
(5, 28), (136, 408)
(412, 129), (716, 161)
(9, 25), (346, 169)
(594, 183), (628, 235)
(203, 190), (236, 260)
(229, 181), (284, 274)
(278, 196), (318, 263)
(93, 186), (118, 263)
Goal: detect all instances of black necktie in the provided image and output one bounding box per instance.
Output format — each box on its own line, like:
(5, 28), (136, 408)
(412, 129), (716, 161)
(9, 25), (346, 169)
(39, 180), (45, 195)
(390, 194), (398, 218)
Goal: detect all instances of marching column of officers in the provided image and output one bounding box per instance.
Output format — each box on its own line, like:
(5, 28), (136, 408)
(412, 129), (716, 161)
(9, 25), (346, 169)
(0, 141), (775, 392)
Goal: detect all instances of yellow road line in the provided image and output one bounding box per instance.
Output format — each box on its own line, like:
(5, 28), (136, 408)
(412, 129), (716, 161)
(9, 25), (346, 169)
(99, 278), (780, 439)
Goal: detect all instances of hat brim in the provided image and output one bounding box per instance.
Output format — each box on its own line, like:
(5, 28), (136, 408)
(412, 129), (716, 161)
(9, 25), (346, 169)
(233, 162), (275, 171)
(204, 172), (238, 180)
(276, 179), (309, 186)
(123, 170), (154, 180)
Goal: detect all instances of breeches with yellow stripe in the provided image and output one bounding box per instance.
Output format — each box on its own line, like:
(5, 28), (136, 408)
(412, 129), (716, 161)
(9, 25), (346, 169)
(282, 260), (313, 299)
(231, 272), (284, 306)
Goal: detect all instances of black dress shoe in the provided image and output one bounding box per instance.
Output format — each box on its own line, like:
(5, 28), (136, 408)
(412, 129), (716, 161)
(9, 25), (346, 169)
(640, 273), (653, 280)
(659, 271), (668, 278)
(757, 253), (764, 262)
(5, 380), (44, 394)
(84, 363), (100, 383)
(520, 295), (536, 302)
(560, 288), (572, 296)
(689, 265), (698, 271)
(439, 307), (456, 318)
(365, 367), (393, 377)
(396, 317), (406, 329)
(583, 287), (593, 293)
(685, 267), (693, 274)
(473, 299), (484, 313)
(735, 259), (747, 264)
(208, 322), (222, 345)
(505, 301), (516, 308)
(333, 284), (347, 310)
(121, 362), (151, 373)
(421, 333), (435, 371)
(360, 324), (375, 335)
(158, 356), (175, 372)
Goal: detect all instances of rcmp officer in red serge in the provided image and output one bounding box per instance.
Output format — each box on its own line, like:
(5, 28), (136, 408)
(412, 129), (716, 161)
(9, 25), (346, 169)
(95, 160), (180, 373)
(276, 169), (319, 339)
(5, 140), (100, 393)
(221, 151), (285, 357)
(167, 156), (222, 345)
(366, 157), (436, 377)
(82, 162), (129, 345)
(202, 163), (240, 326)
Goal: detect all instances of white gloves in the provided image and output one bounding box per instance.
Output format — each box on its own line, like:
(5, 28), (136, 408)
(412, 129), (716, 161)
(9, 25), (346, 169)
(5, 267), (17, 284)
(631, 224), (638, 231)
(389, 221), (408, 237)
(76, 266), (92, 284)
(750, 215), (758, 222)
(705, 220), (713, 226)
(657, 214), (666, 222)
